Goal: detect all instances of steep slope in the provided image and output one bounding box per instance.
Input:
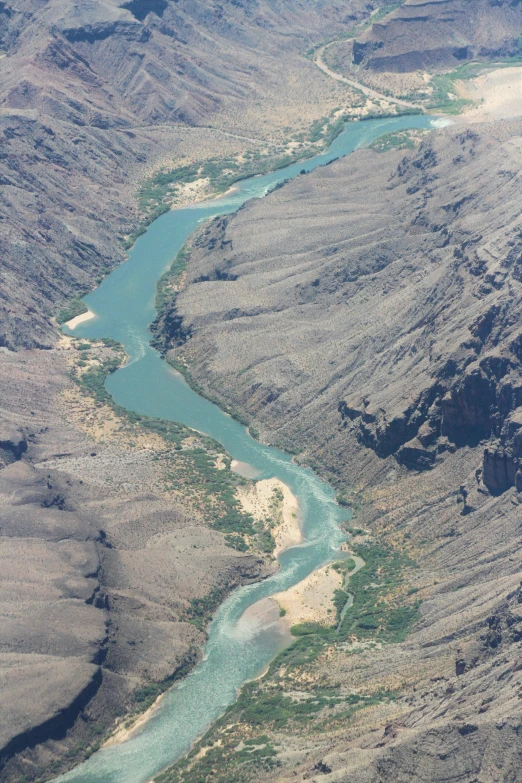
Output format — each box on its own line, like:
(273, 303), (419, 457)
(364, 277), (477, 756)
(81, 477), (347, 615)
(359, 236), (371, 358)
(171, 120), (522, 493)
(1, 1), (397, 778)
(350, 0), (522, 72)
(157, 117), (522, 780)
(0, 343), (269, 782)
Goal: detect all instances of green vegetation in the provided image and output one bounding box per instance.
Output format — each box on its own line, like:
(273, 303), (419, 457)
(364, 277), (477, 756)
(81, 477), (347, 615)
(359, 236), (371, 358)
(56, 297), (88, 324)
(349, 528), (367, 537)
(336, 488), (351, 507)
(71, 341), (277, 560)
(76, 354), (122, 405)
(403, 58), (522, 114)
(184, 585), (233, 632)
(370, 129), (422, 153)
(156, 533), (419, 783)
(337, 541), (420, 642)
(424, 61), (483, 113)
(157, 677), (393, 783)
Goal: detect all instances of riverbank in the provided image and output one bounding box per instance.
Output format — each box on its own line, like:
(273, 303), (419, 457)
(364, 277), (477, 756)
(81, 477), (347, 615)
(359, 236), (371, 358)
(51, 115), (434, 783)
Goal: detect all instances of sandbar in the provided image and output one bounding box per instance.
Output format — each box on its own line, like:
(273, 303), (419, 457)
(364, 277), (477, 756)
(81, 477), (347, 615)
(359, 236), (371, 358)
(64, 309), (96, 329)
(235, 476), (302, 556)
(271, 563), (343, 628)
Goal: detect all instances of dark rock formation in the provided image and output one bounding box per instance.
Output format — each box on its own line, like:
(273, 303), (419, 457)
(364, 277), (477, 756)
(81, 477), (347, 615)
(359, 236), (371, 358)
(483, 410), (522, 494)
(350, 0), (522, 72)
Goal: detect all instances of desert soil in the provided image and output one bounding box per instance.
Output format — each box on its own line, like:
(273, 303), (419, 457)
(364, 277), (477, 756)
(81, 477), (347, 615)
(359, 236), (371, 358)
(457, 65), (522, 122)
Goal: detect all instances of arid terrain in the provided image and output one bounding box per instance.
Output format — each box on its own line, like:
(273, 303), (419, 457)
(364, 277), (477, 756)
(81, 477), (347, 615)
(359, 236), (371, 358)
(3, 1), (522, 782)
(155, 43), (522, 783)
(0, 0), (382, 350)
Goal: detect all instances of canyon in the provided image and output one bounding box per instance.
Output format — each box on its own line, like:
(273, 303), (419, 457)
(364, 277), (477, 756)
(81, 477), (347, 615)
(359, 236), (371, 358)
(2, 1), (522, 782)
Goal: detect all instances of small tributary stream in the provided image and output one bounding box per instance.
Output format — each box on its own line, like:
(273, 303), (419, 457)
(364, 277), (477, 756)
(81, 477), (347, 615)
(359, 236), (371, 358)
(58, 114), (438, 783)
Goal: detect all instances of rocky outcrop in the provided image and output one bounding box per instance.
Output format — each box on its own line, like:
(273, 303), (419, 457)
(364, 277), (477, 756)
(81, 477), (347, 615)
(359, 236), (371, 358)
(169, 122), (522, 492)
(349, 0), (522, 72)
(150, 296), (193, 355)
(483, 410), (522, 494)
(0, 425), (27, 466)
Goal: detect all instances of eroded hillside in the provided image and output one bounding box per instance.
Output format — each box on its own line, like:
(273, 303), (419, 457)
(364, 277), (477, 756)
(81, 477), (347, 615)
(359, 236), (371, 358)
(158, 117), (522, 781)
(350, 0), (522, 71)
(4, 0), (522, 781)
(0, 0), (376, 349)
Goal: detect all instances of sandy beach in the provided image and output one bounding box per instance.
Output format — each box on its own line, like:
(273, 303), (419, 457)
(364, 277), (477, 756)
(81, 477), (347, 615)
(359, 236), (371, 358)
(235, 476), (302, 556)
(103, 694), (166, 748)
(271, 563), (343, 628)
(64, 309), (96, 329)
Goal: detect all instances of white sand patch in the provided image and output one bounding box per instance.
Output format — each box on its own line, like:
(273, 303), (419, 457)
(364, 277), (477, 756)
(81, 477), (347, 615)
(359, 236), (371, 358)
(103, 691), (167, 748)
(236, 477), (301, 556)
(457, 66), (522, 122)
(65, 309), (96, 329)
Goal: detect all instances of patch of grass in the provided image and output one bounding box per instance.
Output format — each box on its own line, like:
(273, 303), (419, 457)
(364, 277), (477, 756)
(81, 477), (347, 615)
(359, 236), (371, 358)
(370, 129), (419, 153)
(56, 297), (88, 324)
(76, 356), (121, 405)
(155, 244), (191, 316)
(346, 526), (368, 536)
(424, 61), (491, 113)
(184, 584), (232, 632)
(336, 488), (351, 507)
(337, 541), (421, 643)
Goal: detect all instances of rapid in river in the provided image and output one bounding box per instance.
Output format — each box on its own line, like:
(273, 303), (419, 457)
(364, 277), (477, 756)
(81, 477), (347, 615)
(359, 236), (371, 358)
(59, 113), (438, 783)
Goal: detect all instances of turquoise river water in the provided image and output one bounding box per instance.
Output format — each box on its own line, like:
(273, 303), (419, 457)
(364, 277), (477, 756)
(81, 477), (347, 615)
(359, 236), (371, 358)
(59, 114), (437, 783)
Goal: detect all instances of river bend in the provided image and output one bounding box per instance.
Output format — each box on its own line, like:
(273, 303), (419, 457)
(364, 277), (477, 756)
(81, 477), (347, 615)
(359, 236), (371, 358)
(59, 114), (436, 783)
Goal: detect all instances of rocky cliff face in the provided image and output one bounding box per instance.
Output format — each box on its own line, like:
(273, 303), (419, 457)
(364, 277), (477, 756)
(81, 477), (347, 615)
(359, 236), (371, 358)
(350, 0), (522, 71)
(171, 120), (522, 495)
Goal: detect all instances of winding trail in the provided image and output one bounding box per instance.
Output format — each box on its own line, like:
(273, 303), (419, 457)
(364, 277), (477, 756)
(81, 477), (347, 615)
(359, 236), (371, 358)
(336, 554), (366, 633)
(314, 42), (425, 112)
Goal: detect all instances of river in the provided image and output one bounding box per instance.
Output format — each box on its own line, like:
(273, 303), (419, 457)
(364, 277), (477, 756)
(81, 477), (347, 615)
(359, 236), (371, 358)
(59, 114), (438, 783)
